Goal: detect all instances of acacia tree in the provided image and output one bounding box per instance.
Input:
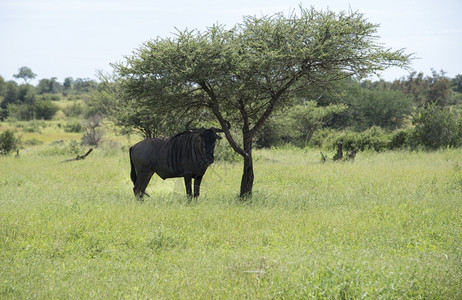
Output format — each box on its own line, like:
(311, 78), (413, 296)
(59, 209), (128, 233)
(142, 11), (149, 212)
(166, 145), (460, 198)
(107, 7), (411, 198)
(13, 66), (36, 83)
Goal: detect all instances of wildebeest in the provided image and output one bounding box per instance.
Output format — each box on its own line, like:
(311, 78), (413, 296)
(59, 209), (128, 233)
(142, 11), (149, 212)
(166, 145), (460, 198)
(129, 122), (225, 199)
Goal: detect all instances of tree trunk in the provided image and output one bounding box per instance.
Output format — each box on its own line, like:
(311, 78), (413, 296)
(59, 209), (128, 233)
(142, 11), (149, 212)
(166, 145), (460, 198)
(240, 136), (254, 198)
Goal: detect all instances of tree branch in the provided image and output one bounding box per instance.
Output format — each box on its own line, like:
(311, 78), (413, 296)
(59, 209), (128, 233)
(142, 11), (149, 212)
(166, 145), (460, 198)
(200, 80), (248, 158)
(249, 75), (298, 138)
(61, 148), (94, 163)
(213, 107), (248, 158)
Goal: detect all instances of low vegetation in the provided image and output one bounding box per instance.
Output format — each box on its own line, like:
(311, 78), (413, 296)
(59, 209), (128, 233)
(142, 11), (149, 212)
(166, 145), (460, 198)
(1, 139), (461, 298)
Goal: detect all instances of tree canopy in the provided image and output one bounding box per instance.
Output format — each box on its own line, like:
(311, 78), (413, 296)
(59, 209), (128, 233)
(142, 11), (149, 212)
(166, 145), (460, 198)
(13, 66), (37, 83)
(101, 6), (412, 197)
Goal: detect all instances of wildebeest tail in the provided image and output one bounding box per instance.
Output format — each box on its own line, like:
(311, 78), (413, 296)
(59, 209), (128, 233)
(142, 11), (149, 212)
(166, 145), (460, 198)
(129, 146), (137, 185)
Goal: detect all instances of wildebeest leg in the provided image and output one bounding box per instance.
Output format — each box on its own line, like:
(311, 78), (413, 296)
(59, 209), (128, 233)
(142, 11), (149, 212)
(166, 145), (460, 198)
(193, 175), (203, 198)
(184, 174), (193, 199)
(134, 171), (153, 199)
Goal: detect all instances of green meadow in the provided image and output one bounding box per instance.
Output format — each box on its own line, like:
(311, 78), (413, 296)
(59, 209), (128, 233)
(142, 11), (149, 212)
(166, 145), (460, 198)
(1, 124), (461, 298)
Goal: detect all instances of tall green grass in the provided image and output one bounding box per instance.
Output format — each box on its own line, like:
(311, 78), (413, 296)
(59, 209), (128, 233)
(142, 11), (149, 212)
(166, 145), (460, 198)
(1, 147), (461, 298)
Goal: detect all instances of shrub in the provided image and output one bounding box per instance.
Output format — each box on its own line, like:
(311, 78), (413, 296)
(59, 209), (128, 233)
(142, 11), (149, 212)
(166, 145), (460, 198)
(64, 121), (83, 133)
(357, 127), (392, 151)
(215, 138), (241, 163)
(81, 115), (104, 147)
(310, 127), (407, 152)
(257, 102), (347, 148)
(23, 138), (43, 146)
(6, 101), (59, 120)
(0, 130), (21, 155)
(6, 103), (34, 120)
(389, 128), (412, 149)
(37, 93), (61, 101)
(68, 140), (84, 155)
(22, 121), (46, 133)
(62, 103), (83, 117)
(35, 100), (59, 120)
(411, 104), (462, 149)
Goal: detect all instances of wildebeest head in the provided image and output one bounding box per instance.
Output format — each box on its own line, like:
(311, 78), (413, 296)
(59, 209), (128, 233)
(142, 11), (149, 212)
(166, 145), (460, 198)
(201, 128), (222, 164)
(186, 121), (227, 165)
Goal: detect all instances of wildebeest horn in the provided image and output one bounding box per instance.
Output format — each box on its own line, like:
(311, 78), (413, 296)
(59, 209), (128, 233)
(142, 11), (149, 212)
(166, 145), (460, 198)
(185, 120), (193, 131)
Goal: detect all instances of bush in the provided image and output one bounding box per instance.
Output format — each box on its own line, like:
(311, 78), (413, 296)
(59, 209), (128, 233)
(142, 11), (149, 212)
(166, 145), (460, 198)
(256, 102), (347, 148)
(62, 103), (83, 117)
(68, 140), (84, 155)
(6, 100), (59, 120)
(389, 128), (413, 149)
(0, 130), (21, 155)
(410, 104), (462, 149)
(35, 100), (59, 120)
(214, 138), (241, 163)
(81, 115), (104, 147)
(310, 127), (411, 152)
(319, 79), (413, 130)
(357, 127), (393, 151)
(23, 138), (43, 146)
(64, 121), (83, 133)
(37, 93), (61, 101)
(6, 103), (34, 120)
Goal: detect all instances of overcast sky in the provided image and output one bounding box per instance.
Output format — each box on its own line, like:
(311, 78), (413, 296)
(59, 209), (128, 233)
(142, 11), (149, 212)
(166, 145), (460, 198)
(1, 0), (461, 84)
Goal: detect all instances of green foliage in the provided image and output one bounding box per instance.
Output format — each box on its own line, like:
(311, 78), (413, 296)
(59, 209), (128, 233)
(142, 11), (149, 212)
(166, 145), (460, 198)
(0, 75), (94, 121)
(15, 120), (45, 133)
(111, 7), (410, 140)
(34, 100), (59, 120)
(391, 70), (452, 107)
(17, 84), (37, 105)
(1, 81), (20, 108)
(81, 115), (104, 147)
(7, 100), (59, 121)
(64, 121), (83, 133)
(62, 102), (83, 117)
(72, 78), (97, 93)
(0, 130), (20, 155)
(68, 139), (84, 155)
(319, 79), (413, 130)
(410, 104), (462, 149)
(1, 82), (59, 120)
(37, 93), (61, 101)
(214, 137), (242, 163)
(6, 103), (34, 121)
(63, 77), (73, 90)
(0, 75), (5, 97)
(23, 138), (43, 146)
(310, 127), (414, 152)
(389, 128), (413, 149)
(452, 74), (462, 93)
(13, 66), (36, 83)
(92, 75), (192, 138)
(257, 101), (347, 148)
(37, 77), (62, 94)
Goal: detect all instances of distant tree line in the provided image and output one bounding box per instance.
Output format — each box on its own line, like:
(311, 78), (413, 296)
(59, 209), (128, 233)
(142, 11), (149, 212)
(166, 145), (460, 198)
(256, 70), (462, 150)
(1, 66), (461, 153)
(0, 67), (97, 121)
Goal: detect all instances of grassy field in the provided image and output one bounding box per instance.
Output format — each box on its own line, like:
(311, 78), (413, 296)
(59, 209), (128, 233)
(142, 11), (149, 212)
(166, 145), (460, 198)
(1, 126), (461, 298)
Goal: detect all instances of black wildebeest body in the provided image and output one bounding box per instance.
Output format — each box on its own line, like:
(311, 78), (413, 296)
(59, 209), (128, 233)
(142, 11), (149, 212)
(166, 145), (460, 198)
(129, 127), (222, 199)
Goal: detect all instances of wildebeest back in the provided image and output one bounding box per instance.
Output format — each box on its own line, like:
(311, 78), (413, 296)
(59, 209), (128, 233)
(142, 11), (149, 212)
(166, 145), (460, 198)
(130, 132), (207, 180)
